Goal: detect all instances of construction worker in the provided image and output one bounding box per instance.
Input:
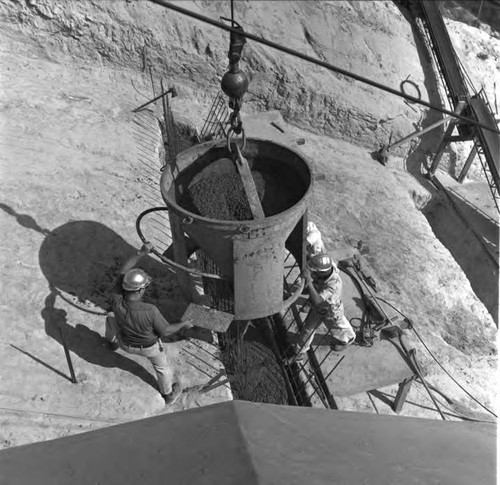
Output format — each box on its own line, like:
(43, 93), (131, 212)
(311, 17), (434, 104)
(105, 241), (193, 405)
(294, 253), (356, 356)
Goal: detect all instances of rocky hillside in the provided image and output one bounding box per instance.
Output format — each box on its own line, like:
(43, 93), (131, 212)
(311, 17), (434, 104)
(441, 0), (500, 38)
(2, 0), (497, 163)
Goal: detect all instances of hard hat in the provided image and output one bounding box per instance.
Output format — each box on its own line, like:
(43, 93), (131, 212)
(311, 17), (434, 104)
(122, 269), (152, 291)
(309, 253), (333, 274)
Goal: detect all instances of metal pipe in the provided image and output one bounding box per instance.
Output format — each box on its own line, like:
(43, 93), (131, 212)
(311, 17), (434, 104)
(136, 207), (227, 280)
(386, 115), (453, 152)
(59, 325), (77, 384)
(147, 0), (499, 134)
(132, 86), (176, 113)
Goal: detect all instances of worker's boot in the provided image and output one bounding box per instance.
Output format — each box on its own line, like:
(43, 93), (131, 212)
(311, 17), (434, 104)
(106, 340), (120, 351)
(162, 382), (182, 406)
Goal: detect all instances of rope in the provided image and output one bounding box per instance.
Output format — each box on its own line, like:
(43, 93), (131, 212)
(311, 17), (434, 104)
(147, 0), (500, 135)
(0, 405), (120, 424)
(413, 382), (495, 424)
(375, 296), (498, 418)
(477, 0), (485, 24)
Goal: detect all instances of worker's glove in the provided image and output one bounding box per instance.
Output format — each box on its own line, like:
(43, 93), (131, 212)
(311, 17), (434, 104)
(182, 319), (194, 329)
(301, 267), (313, 286)
(138, 241), (154, 255)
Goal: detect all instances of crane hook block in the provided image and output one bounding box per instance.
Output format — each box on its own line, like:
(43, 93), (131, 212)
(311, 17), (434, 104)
(227, 20), (246, 64)
(220, 18), (249, 108)
(221, 68), (249, 100)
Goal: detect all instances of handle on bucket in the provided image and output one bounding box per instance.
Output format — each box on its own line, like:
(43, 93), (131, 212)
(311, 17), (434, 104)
(136, 207), (306, 312)
(281, 276), (306, 311)
(135, 207), (226, 280)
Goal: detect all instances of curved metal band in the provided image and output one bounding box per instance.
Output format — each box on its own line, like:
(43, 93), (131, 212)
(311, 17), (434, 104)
(226, 126), (247, 153)
(135, 207), (226, 280)
(400, 79), (421, 104)
(281, 276), (306, 311)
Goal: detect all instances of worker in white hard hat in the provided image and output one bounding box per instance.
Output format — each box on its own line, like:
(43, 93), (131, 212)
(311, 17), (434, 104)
(105, 241), (193, 405)
(294, 252), (356, 356)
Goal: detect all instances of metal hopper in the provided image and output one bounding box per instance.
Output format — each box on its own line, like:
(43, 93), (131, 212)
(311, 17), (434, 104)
(159, 137), (314, 320)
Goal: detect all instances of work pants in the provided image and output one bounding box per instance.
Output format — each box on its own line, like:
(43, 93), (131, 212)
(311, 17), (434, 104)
(105, 314), (173, 395)
(295, 290), (355, 353)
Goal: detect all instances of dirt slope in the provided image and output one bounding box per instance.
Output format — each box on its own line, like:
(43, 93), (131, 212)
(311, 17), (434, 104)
(0, 0), (497, 449)
(0, 0), (442, 146)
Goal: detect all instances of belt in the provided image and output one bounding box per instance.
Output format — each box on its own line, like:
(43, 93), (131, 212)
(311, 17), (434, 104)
(123, 341), (157, 349)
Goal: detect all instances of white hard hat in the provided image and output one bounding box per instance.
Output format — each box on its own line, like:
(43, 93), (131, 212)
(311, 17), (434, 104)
(309, 253), (334, 273)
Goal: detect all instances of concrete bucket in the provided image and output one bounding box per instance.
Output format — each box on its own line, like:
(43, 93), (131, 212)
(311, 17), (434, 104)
(160, 138), (314, 320)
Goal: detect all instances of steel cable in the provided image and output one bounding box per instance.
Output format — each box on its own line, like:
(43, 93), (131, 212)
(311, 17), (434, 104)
(375, 296), (498, 418)
(147, 0), (499, 134)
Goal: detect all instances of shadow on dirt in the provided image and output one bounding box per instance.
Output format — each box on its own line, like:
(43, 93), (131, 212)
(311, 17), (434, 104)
(36, 219), (190, 379)
(386, 5), (499, 325)
(0, 203), (188, 386)
(42, 288), (159, 390)
(423, 190), (499, 324)
(38, 220), (181, 315)
(0, 202), (51, 235)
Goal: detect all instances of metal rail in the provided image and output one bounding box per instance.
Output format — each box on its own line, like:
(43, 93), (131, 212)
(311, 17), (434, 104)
(199, 92), (230, 141)
(418, 0), (470, 106)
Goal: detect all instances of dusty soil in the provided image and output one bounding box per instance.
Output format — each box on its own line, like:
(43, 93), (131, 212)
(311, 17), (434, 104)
(0, 31), (236, 449)
(0, 0), (498, 449)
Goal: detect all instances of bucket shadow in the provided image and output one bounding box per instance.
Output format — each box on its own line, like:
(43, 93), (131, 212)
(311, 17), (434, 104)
(34, 218), (186, 386)
(38, 220), (183, 318)
(0, 204), (192, 386)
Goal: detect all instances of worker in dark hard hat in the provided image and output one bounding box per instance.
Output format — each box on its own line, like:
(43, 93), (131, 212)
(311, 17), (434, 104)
(294, 253), (356, 356)
(105, 241), (193, 405)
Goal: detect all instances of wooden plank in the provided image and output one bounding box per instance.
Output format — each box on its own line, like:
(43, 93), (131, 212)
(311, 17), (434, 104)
(182, 303), (234, 332)
(393, 376), (415, 414)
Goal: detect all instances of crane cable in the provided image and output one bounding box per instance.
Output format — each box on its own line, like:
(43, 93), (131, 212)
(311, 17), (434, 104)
(147, 0), (500, 135)
(375, 296), (498, 419)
